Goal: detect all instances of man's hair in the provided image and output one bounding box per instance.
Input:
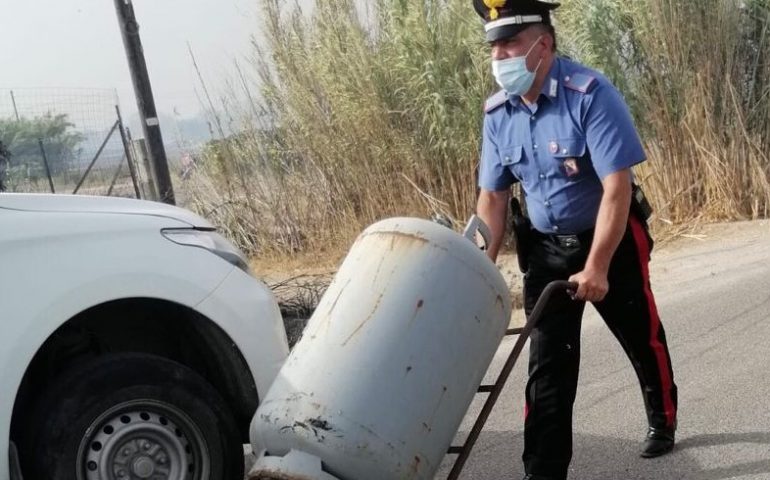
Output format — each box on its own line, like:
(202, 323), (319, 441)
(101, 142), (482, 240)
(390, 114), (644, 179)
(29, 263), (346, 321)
(532, 24), (557, 52)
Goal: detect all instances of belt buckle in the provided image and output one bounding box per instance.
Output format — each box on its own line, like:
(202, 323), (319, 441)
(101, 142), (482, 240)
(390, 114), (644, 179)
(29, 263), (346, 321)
(557, 235), (579, 248)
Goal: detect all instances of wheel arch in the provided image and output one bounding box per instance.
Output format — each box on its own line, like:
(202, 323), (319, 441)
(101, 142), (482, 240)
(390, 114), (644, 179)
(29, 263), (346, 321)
(10, 298), (259, 448)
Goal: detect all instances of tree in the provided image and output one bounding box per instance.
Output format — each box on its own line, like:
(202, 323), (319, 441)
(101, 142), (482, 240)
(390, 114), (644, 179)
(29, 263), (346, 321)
(0, 114), (84, 185)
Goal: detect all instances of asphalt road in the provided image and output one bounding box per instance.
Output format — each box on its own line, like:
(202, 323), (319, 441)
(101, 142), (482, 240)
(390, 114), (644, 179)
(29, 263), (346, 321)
(435, 220), (770, 480)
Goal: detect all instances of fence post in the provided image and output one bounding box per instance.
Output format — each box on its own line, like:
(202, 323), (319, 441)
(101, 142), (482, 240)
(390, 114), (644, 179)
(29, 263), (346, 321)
(113, 0), (175, 205)
(106, 158), (124, 196)
(73, 120), (119, 195)
(132, 138), (159, 201)
(37, 139), (55, 194)
(115, 105), (142, 199)
(10, 90), (20, 121)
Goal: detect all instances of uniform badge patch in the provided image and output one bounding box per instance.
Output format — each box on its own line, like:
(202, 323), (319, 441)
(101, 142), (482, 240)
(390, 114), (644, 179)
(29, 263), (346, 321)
(549, 141), (559, 154)
(549, 79), (558, 98)
(563, 158), (579, 177)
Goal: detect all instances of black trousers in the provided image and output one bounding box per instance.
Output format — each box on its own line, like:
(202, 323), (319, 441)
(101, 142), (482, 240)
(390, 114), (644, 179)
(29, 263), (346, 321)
(522, 216), (678, 479)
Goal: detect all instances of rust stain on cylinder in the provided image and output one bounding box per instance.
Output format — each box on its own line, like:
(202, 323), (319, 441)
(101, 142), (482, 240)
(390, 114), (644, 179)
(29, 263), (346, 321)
(326, 279), (351, 314)
(407, 298), (425, 329)
(341, 292), (385, 346)
(410, 455), (422, 475)
(363, 231), (429, 251)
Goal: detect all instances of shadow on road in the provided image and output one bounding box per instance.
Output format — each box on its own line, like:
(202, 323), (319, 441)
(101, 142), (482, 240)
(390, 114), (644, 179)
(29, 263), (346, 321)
(436, 430), (770, 479)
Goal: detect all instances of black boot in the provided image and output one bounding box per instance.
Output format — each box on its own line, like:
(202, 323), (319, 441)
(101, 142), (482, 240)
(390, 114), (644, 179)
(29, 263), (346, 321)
(522, 475), (559, 480)
(641, 426), (675, 458)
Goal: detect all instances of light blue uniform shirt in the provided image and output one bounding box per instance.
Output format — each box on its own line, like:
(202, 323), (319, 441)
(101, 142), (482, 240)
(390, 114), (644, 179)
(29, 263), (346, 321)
(478, 57), (646, 234)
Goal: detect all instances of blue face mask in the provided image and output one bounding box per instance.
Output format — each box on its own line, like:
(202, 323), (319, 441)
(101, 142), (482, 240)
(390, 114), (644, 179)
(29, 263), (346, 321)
(491, 36), (543, 96)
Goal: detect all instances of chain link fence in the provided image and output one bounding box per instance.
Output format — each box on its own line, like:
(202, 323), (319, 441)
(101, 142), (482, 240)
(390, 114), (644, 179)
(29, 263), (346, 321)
(0, 88), (142, 197)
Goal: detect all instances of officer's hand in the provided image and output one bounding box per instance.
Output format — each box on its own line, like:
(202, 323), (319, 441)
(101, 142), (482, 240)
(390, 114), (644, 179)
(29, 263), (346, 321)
(568, 269), (609, 303)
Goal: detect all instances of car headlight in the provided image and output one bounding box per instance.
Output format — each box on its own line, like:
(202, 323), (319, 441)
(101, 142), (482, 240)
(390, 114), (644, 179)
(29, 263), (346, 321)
(161, 228), (251, 273)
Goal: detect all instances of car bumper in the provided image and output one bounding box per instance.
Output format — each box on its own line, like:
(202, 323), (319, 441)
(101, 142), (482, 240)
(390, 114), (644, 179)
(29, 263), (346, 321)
(195, 267), (290, 398)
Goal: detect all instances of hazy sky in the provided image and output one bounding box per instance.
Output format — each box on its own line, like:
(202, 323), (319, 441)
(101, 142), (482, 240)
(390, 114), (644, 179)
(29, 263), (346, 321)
(0, 0), (268, 119)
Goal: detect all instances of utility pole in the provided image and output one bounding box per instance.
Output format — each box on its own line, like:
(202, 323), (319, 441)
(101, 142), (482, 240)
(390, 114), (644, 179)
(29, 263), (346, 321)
(113, 0), (175, 205)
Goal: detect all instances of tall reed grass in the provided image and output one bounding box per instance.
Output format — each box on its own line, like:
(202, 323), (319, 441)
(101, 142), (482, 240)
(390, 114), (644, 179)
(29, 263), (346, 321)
(558, 0), (770, 223)
(179, 0), (770, 258)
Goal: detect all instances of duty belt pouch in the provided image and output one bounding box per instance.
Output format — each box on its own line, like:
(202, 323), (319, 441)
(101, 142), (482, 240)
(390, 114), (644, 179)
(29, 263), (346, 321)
(509, 196), (532, 273)
(631, 183), (653, 223)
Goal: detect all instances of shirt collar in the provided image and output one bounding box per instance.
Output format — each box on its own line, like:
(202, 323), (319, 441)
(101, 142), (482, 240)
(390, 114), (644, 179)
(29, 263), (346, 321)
(540, 57), (561, 103)
(506, 57), (561, 107)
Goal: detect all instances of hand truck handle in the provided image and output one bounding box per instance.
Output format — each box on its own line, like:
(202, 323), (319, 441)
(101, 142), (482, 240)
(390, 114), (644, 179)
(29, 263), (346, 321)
(527, 280), (578, 328)
(462, 215), (493, 250)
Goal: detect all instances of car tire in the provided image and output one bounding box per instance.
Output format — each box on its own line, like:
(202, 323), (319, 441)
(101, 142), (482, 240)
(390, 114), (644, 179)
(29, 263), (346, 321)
(23, 352), (244, 480)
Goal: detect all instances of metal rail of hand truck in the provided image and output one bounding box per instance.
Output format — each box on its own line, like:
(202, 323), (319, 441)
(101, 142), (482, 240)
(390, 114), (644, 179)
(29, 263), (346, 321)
(445, 280), (577, 479)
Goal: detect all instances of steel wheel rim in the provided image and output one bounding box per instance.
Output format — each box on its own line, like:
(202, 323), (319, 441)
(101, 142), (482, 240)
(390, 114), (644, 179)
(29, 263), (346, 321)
(76, 399), (210, 480)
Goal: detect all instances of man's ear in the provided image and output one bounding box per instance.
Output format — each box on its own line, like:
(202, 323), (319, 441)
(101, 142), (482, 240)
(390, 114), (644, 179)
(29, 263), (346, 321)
(540, 33), (553, 54)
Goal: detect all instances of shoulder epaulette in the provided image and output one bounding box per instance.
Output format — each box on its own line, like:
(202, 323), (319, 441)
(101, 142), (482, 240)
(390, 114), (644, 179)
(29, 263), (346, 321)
(564, 73), (597, 94)
(484, 90), (507, 113)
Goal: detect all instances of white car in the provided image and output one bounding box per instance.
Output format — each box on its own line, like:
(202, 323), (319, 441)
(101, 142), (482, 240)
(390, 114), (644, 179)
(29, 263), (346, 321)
(0, 194), (290, 480)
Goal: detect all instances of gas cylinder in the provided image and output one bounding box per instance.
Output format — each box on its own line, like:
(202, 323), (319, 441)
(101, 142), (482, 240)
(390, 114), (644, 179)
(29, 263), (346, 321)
(249, 217), (511, 479)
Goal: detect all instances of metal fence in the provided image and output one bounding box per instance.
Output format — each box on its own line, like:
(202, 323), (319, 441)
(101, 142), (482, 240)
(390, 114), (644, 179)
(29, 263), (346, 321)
(0, 88), (142, 198)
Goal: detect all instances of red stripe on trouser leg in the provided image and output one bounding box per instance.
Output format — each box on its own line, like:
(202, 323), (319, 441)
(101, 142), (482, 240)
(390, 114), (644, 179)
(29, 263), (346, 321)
(524, 402), (529, 419)
(628, 216), (676, 427)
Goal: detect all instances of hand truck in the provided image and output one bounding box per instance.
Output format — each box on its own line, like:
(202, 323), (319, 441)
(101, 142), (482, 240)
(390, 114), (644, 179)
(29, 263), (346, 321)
(445, 280), (577, 479)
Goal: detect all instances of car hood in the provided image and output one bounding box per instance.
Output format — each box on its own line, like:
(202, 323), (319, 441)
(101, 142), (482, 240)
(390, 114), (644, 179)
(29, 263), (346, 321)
(0, 193), (214, 228)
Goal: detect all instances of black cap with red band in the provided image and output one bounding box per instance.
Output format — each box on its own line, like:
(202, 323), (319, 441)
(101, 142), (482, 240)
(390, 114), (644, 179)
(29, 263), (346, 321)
(473, 0), (560, 42)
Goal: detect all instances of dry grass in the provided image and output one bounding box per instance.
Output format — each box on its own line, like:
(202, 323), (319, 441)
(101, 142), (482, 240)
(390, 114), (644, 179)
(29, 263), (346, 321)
(268, 273), (334, 346)
(560, 0), (770, 227)
(176, 0), (770, 266)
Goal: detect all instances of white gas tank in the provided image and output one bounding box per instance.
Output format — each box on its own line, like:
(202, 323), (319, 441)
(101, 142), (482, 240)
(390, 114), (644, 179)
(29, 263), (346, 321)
(249, 217), (511, 480)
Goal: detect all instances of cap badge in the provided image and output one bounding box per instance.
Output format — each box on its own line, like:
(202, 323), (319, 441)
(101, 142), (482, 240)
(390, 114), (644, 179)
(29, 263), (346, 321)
(483, 0), (506, 20)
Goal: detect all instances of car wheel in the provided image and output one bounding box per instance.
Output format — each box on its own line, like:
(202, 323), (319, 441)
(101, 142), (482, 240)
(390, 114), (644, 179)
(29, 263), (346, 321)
(24, 353), (243, 480)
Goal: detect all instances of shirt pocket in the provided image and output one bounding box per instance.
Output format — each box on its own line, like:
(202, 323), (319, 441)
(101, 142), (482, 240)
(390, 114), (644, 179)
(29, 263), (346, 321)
(499, 144), (524, 182)
(549, 136), (588, 179)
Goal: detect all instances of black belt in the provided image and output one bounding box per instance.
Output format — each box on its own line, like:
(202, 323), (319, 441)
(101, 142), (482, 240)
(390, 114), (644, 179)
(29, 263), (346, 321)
(532, 228), (595, 249)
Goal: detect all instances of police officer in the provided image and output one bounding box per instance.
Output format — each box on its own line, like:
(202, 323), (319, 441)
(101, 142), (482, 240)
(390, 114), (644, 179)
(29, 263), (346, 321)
(472, 1), (678, 479)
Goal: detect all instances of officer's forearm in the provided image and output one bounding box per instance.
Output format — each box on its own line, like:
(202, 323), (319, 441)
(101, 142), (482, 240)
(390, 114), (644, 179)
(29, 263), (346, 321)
(586, 170), (632, 274)
(476, 189), (510, 262)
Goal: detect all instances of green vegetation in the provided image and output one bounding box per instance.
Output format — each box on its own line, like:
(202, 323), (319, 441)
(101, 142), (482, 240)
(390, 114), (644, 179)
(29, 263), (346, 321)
(0, 113), (84, 189)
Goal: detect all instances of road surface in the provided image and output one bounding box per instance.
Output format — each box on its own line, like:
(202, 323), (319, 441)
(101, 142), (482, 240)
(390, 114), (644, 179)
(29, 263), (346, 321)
(436, 220), (770, 479)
